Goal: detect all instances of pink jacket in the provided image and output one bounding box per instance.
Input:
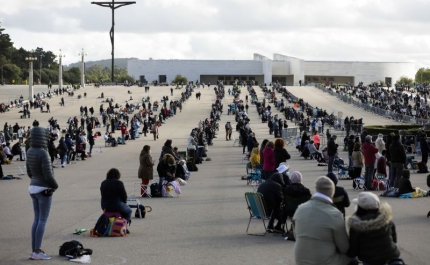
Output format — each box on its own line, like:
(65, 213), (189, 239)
(262, 147), (275, 171)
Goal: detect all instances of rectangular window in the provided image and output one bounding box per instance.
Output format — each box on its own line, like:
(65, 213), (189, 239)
(218, 76), (224, 80)
(249, 76), (255, 81)
(240, 76), (247, 81)
(225, 76), (231, 81)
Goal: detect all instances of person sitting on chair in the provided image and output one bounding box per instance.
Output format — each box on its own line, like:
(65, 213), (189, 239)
(308, 140), (323, 162)
(326, 172), (351, 218)
(283, 171), (311, 218)
(11, 142), (25, 161)
(2, 142), (14, 161)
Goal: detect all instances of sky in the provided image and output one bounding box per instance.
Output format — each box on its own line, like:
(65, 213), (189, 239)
(1, 0), (430, 69)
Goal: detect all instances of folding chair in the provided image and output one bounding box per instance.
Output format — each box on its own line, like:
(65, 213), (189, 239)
(247, 169), (264, 191)
(131, 182), (153, 198)
(353, 177), (367, 190)
(283, 194), (310, 232)
(232, 136), (240, 146)
(245, 192), (272, 236)
(375, 174), (389, 191)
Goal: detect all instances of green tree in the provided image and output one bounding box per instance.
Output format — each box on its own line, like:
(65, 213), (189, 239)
(415, 68), (430, 84)
(63, 67), (81, 84)
(171, 74), (188, 85)
(396, 76), (414, 86)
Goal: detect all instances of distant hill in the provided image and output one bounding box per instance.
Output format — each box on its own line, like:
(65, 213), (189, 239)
(65, 58), (138, 70)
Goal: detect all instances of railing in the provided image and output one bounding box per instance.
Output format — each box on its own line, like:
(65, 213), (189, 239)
(314, 84), (430, 125)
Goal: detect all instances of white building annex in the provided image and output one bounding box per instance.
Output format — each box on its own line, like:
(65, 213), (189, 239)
(127, 53), (416, 87)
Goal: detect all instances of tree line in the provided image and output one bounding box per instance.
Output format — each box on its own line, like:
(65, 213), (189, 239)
(0, 22), (134, 85)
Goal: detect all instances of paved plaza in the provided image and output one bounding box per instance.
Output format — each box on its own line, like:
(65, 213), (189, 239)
(0, 84), (429, 265)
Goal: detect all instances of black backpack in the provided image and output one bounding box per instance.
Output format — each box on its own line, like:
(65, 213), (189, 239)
(59, 240), (92, 258)
(150, 183), (162, 197)
(93, 213), (110, 236)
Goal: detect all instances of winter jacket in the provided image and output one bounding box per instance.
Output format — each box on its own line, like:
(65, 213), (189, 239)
(327, 137), (338, 156)
(100, 178), (127, 204)
(250, 148), (260, 168)
(138, 149), (154, 180)
(262, 146), (275, 172)
(160, 145), (180, 161)
(377, 156), (387, 176)
(362, 142), (378, 165)
(375, 136), (386, 153)
(420, 138), (429, 155)
(27, 127), (58, 189)
(389, 141), (406, 163)
(351, 150), (363, 168)
(347, 203), (400, 264)
(332, 186), (350, 215)
(398, 178), (415, 195)
(257, 173), (284, 211)
(273, 146), (291, 168)
(347, 139), (355, 156)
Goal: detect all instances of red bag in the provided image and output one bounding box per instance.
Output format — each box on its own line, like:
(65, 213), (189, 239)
(372, 179), (386, 191)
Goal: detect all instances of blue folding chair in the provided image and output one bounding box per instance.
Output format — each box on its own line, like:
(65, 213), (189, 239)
(245, 192), (272, 235)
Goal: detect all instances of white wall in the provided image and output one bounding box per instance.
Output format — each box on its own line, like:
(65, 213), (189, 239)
(304, 61), (416, 86)
(273, 54), (305, 85)
(253, 53), (272, 84)
(128, 59), (264, 84)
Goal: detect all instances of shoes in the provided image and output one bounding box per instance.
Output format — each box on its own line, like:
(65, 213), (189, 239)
(273, 225), (285, 234)
(61, 164), (65, 168)
(126, 229), (130, 234)
(241, 176), (247, 180)
(30, 251), (51, 260)
(266, 224), (274, 233)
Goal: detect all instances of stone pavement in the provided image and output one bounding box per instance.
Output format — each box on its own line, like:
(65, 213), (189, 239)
(0, 85), (428, 265)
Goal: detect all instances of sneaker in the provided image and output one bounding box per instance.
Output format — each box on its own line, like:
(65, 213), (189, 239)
(30, 252), (52, 260)
(273, 225), (285, 234)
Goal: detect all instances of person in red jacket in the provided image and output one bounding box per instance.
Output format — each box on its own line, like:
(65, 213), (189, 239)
(362, 135), (378, 190)
(120, 123), (127, 144)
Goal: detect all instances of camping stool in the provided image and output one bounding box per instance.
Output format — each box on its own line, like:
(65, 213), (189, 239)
(131, 182), (152, 198)
(353, 177), (367, 191)
(127, 198), (143, 218)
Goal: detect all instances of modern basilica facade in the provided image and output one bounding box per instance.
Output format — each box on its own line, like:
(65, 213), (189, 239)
(127, 53), (416, 87)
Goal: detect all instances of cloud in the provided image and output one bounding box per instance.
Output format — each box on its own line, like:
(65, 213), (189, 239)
(1, 0), (429, 69)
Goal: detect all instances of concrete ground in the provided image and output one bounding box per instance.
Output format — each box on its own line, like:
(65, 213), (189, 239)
(0, 84), (428, 265)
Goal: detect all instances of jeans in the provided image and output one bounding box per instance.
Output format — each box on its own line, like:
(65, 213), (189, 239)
(30, 192), (53, 251)
(390, 163), (403, 188)
(364, 165), (374, 189)
(328, 156), (335, 173)
(101, 201), (132, 224)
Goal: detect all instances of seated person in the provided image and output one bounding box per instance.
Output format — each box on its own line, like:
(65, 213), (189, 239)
(398, 169), (429, 197)
(376, 150), (387, 178)
(3, 143), (14, 161)
(106, 133), (117, 146)
(11, 142), (25, 161)
(100, 168), (132, 229)
(308, 140), (323, 162)
(176, 159), (190, 180)
(300, 140), (310, 159)
(326, 172), (351, 217)
(250, 147), (260, 169)
(257, 172), (285, 234)
(283, 171), (311, 218)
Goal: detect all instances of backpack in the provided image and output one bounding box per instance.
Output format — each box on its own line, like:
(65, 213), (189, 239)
(150, 183), (162, 197)
(59, 240), (93, 258)
(91, 213), (110, 237)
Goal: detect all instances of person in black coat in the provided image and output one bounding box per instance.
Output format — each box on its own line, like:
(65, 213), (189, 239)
(420, 134), (429, 166)
(300, 131), (310, 152)
(273, 138), (291, 168)
(283, 171), (311, 217)
(257, 172), (285, 233)
(326, 172), (350, 217)
(327, 135), (338, 173)
(347, 135), (355, 168)
(389, 134), (406, 188)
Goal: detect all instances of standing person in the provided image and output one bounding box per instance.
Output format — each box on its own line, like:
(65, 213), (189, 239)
(273, 138), (291, 169)
(120, 123), (127, 144)
(27, 127), (58, 260)
(88, 131), (95, 157)
(138, 145), (154, 197)
(362, 135), (378, 190)
(347, 135), (355, 168)
(347, 192), (401, 265)
(419, 134), (429, 166)
(293, 176), (356, 265)
(389, 134), (406, 188)
(375, 133), (385, 153)
(313, 131), (321, 150)
(100, 168), (132, 230)
(327, 135), (338, 173)
(262, 141), (275, 180)
(225, 121), (232, 141)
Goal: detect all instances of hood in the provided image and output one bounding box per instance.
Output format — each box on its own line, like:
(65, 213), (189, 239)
(162, 153), (176, 165)
(269, 173), (285, 187)
(347, 202), (392, 232)
(30, 127), (49, 148)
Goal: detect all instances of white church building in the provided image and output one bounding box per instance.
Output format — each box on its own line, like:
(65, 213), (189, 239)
(127, 53), (415, 86)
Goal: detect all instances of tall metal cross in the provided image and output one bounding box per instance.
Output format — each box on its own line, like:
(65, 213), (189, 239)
(91, 0), (136, 82)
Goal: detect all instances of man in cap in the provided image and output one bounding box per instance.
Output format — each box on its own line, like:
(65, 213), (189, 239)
(293, 176), (357, 265)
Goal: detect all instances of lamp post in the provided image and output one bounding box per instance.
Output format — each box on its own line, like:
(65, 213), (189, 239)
(58, 49), (65, 90)
(25, 54), (37, 102)
(78, 48), (87, 88)
(39, 53), (44, 84)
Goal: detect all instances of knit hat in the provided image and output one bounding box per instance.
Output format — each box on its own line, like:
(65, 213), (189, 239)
(290, 171), (302, 183)
(277, 164), (289, 174)
(365, 135), (372, 142)
(326, 172), (338, 185)
(352, 192), (380, 210)
(315, 176), (335, 198)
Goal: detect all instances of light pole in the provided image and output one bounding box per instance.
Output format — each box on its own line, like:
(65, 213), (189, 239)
(25, 54), (37, 102)
(39, 53), (44, 84)
(78, 48), (87, 88)
(58, 49), (65, 90)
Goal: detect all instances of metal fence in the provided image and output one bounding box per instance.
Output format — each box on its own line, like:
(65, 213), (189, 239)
(315, 84), (430, 125)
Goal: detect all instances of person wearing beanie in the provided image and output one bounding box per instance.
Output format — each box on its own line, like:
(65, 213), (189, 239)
(362, 134), (378, 190)
(389, 134), (406, 188)
(398, 169), (429, 197)
(293, 176), (356, 265)
(257, 172), (285, 233)
(326, 172), (351, 217)
(347, 192), (400, 265)
(283, 171), (311, 218)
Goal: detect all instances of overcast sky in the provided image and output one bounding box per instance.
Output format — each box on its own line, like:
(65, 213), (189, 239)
(1, 0), (430, 69)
